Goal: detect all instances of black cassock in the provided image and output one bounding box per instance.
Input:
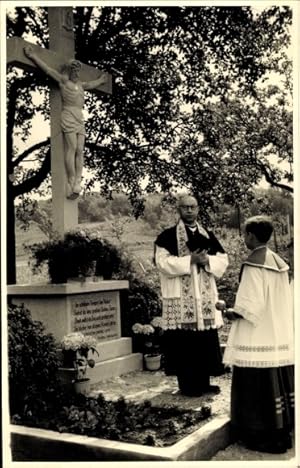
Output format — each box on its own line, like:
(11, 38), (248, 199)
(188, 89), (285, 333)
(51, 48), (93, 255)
(155, 224), (225, 396)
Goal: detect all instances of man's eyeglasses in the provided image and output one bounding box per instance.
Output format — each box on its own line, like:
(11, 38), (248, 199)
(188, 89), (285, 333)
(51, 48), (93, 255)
(179, 205), (198, 210)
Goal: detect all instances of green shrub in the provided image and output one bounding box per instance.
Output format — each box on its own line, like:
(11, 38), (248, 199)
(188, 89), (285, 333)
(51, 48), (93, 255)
(8, 303), (61, 417)
(112, 250), (162, 336)
(9, 307), (210, 447)
(212, 229), (246, 307)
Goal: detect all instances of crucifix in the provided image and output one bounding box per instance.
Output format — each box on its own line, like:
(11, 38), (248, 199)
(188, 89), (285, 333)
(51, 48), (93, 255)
(7, 7), (112, 236)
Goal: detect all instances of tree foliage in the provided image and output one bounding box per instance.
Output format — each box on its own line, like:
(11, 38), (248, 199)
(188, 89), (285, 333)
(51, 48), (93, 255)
(8, 6), (293, 199)
(7, 6), (293, 280)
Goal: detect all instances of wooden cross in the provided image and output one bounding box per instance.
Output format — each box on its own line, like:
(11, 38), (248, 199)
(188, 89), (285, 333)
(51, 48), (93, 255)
(7, 7), (112, 236)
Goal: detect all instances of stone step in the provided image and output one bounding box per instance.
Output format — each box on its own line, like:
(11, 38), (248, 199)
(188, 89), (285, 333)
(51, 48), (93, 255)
(86, 352), (143, 383)
(94, 337), (133, 363)
(58, 337), (134, 366)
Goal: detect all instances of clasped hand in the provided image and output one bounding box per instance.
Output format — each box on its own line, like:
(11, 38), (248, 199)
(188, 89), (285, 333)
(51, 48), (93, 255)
(223, 309), (242, 321)
(190, 249), (209, 266)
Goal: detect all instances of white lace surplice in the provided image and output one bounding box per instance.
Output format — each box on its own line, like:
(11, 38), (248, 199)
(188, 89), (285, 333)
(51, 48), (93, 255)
(223, 265), (294, 368)
(155, 221), (228, 331)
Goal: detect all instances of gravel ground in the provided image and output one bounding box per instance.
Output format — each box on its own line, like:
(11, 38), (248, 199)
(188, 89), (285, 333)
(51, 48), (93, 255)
(90, 369), (231, 417)
(211, 439), (296, 461)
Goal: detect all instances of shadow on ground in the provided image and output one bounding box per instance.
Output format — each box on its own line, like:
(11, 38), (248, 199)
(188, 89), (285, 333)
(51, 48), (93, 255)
(90, 369), (231, 415)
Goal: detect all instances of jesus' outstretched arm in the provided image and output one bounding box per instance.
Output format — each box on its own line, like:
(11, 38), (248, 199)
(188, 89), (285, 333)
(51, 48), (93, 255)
(24, 46), (64, 84)
(82, 74), (107, 90)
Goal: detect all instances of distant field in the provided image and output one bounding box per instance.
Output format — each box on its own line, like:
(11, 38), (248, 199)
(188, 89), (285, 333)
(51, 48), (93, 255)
(15, 224), (48, 260)
(15, 219), (157, 284)
(14, 218), (290, 286)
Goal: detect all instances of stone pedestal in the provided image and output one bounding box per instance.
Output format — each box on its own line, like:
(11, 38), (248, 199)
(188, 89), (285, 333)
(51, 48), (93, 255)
(7, 281), (143, 383)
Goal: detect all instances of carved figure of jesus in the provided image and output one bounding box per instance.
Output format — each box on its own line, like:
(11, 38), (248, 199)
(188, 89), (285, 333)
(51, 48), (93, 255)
(24, 45), (107, 199)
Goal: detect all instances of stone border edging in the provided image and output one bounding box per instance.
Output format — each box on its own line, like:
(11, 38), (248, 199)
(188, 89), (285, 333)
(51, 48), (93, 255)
(10, 416), (231, 461)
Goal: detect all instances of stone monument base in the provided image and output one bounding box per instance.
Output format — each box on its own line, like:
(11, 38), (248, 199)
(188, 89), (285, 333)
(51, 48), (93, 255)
(7, 281), (143, 382)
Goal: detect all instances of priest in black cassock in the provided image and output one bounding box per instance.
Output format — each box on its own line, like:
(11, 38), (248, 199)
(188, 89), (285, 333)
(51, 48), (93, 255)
(154, 194), (229, 396)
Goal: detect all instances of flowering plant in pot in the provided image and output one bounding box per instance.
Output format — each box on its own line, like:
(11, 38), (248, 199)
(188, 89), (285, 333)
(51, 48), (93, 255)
(132, 317), (164, 370)
(59, 332), (99, 393)
(28, 228), (121, 283)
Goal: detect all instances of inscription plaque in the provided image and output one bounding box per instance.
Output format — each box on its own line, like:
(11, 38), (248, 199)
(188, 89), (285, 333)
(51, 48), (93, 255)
(70, 291), (120, 341)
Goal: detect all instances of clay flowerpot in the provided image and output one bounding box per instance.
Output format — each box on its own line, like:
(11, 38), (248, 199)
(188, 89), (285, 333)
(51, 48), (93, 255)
(68, 263), (97, 283)
(144, 354), (162, 371)
(58, 367), (79, 388)
(73, 378), (91, 395)
(58, 366), (86, 390)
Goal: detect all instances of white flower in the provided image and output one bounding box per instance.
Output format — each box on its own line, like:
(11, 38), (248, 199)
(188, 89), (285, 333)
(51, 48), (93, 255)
(132, 323), (144, 334)
(89, 231), (99, 240)
(142, 325), (155, 335)
(84, 335), (97, 349)
(61, 332), (97, 351)
(150, 317), (164, 328)
(61, 332), (85, 350)
(67, 229), (78, 235)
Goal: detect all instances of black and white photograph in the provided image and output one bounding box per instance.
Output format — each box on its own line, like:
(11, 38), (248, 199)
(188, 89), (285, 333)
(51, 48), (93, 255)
(1, 0), (299, 465)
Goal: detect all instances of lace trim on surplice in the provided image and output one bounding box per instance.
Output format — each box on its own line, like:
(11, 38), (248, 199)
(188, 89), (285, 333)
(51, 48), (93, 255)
(229, 358), (294, 368)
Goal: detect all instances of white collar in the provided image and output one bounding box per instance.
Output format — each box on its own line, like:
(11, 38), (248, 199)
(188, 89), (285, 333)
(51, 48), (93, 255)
(185, 224), (197, 232)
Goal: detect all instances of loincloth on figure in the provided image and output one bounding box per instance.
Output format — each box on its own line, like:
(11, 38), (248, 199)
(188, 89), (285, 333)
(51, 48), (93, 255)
(61, 106), (85, 135)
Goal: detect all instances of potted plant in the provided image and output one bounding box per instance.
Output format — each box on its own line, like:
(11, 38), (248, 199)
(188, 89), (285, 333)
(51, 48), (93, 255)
(58, 332), (99, 394)
(132, 317), (164, 371)
(28, 228), (121, 283)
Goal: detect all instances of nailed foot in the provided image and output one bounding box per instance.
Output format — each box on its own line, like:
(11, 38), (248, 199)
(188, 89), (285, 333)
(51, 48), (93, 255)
(69, 181), (81, 199)
(66, 179), (81, 200)
(68, 191), (80, 200)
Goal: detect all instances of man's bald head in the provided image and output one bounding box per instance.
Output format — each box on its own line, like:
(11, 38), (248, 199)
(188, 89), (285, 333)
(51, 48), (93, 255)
(177, 195), (198, 208)
(177, 195), (199, 225)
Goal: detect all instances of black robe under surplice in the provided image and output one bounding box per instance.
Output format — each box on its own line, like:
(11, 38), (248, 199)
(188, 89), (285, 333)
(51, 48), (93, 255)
(155, 224), (226, 395)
